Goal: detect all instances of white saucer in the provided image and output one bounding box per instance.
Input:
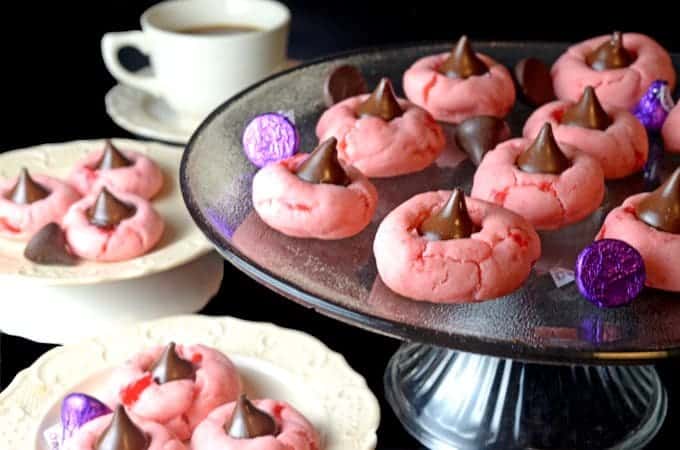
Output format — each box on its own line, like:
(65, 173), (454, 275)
(0, 315), (380, 450)
(105, 62), (301, 144)
(105, 79), (201, 145)
(0, 252), (223, 344)
(0, 139), (213, 286)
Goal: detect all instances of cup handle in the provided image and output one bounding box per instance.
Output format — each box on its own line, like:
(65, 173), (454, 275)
(101, 31), (161, 96)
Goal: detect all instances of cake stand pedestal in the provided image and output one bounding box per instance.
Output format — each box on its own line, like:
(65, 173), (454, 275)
(0, 252), (223, 344)
(180, 40), (680, 450)
(385, 343), (666, 450)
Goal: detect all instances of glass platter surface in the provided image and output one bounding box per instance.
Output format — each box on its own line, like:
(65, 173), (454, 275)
(181, 41), (680, 366)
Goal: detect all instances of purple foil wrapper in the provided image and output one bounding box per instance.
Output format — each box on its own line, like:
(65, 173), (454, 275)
(575, 239), (646, 308)
(633, 80), (674, 132)
(579, 316), (623, 344)
(242, 112), (300, 167)
(61, 393), (112, 442)
(643, 132), (664, 191)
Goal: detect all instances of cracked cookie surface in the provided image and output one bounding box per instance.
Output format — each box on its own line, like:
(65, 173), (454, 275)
(315, 96), (445, 178)
(402, 52), (516, 124)
(523, 100), (648, 180)
(471, 138), (605, 230)
(63, 190), (164, 262)
(252, 154), (378, 240)
(551, 33), (676, 111)
(373, 191), (540, 303)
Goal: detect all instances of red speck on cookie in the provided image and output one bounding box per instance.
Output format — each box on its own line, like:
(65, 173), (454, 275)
(121, 374), (153, 406)
(422, 74), (438, 105)
(191, 353), (203, 364)
(537, 181), (552, 193)
(273, 403), (285, 417)
(0, 218), (20, 234)
(597, 225), (606, 240)
(510, 231), (529, 248)
(492, 189), (508, 204)
(624, 206), (636, 215)
(84, 168), (98, 182)
(552, 108), (565, 123)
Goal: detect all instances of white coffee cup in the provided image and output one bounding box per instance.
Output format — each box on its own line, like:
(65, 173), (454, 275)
(101, 0), (290, 118)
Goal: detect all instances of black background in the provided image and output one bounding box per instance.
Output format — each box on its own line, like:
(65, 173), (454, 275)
(2, 1), (680, 448)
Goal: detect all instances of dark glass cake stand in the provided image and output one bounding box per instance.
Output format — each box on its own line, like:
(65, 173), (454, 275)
(181, 42), (680, 449)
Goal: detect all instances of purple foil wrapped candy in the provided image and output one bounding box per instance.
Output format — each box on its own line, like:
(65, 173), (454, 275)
(61, 392), (112, 442)
(575, 239), (646, 308)
(242, 112), (300, 167)
(633, 80), (675, 132)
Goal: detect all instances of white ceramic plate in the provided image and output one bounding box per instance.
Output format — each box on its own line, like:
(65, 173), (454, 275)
(0, 252), (223, 344)
(0, 139), (212, 286)
(0, 315), (380, 450)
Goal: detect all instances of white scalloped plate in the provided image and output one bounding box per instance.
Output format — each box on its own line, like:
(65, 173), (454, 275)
(0, 139), (212, 286)
(0, 315), (380, 450)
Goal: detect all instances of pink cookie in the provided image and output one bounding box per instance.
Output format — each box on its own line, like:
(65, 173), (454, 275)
(63, 411), (186, 450)
(69, 145), (164, 199)
(63, 190), (164, 262)
(107, 344), (242, 441)
(315, 96), (445, 178)
(373, 192), (540, 303)
(471, 138), (605, 230)
(523, 100), (648, 179)
(402, 53), (516, 124)
(551, 33), (676, 111)
(597, 194), (680, 292)
(191, 399), (320, 450)
(662, 103), (680, 153)
(0, 174), (80, 241)
(252, 153), (378, 239)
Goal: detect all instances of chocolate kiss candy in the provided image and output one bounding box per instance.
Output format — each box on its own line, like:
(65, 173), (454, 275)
(514, 57), (555, 106)
(586, 31), (634, 71)
(418, 188), (477, 241)
(439, 35), (488, 79)
(636, 167), (680, 233)
(87, 188), (136, 228)
(61, 393), (112, 442)
(6, 168), (50, 204)
(149, 342), (196, 384)
(94, 140), (132, 170)
(356, 77), (403, 121)
(561, 86), (613, 130)
(296, 137), (351, 186)
(323, 65), (368, 107)
(24, 222), (77, 265)
(516, 123), (571, 174)
(454, 116), (511, 166)
(225, 394), (279, 439)
(95, 405), (149, 450)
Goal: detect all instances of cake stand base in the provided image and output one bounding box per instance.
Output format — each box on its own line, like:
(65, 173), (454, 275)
(0, 252), (223, 344)
(385, 343), (667, 450)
